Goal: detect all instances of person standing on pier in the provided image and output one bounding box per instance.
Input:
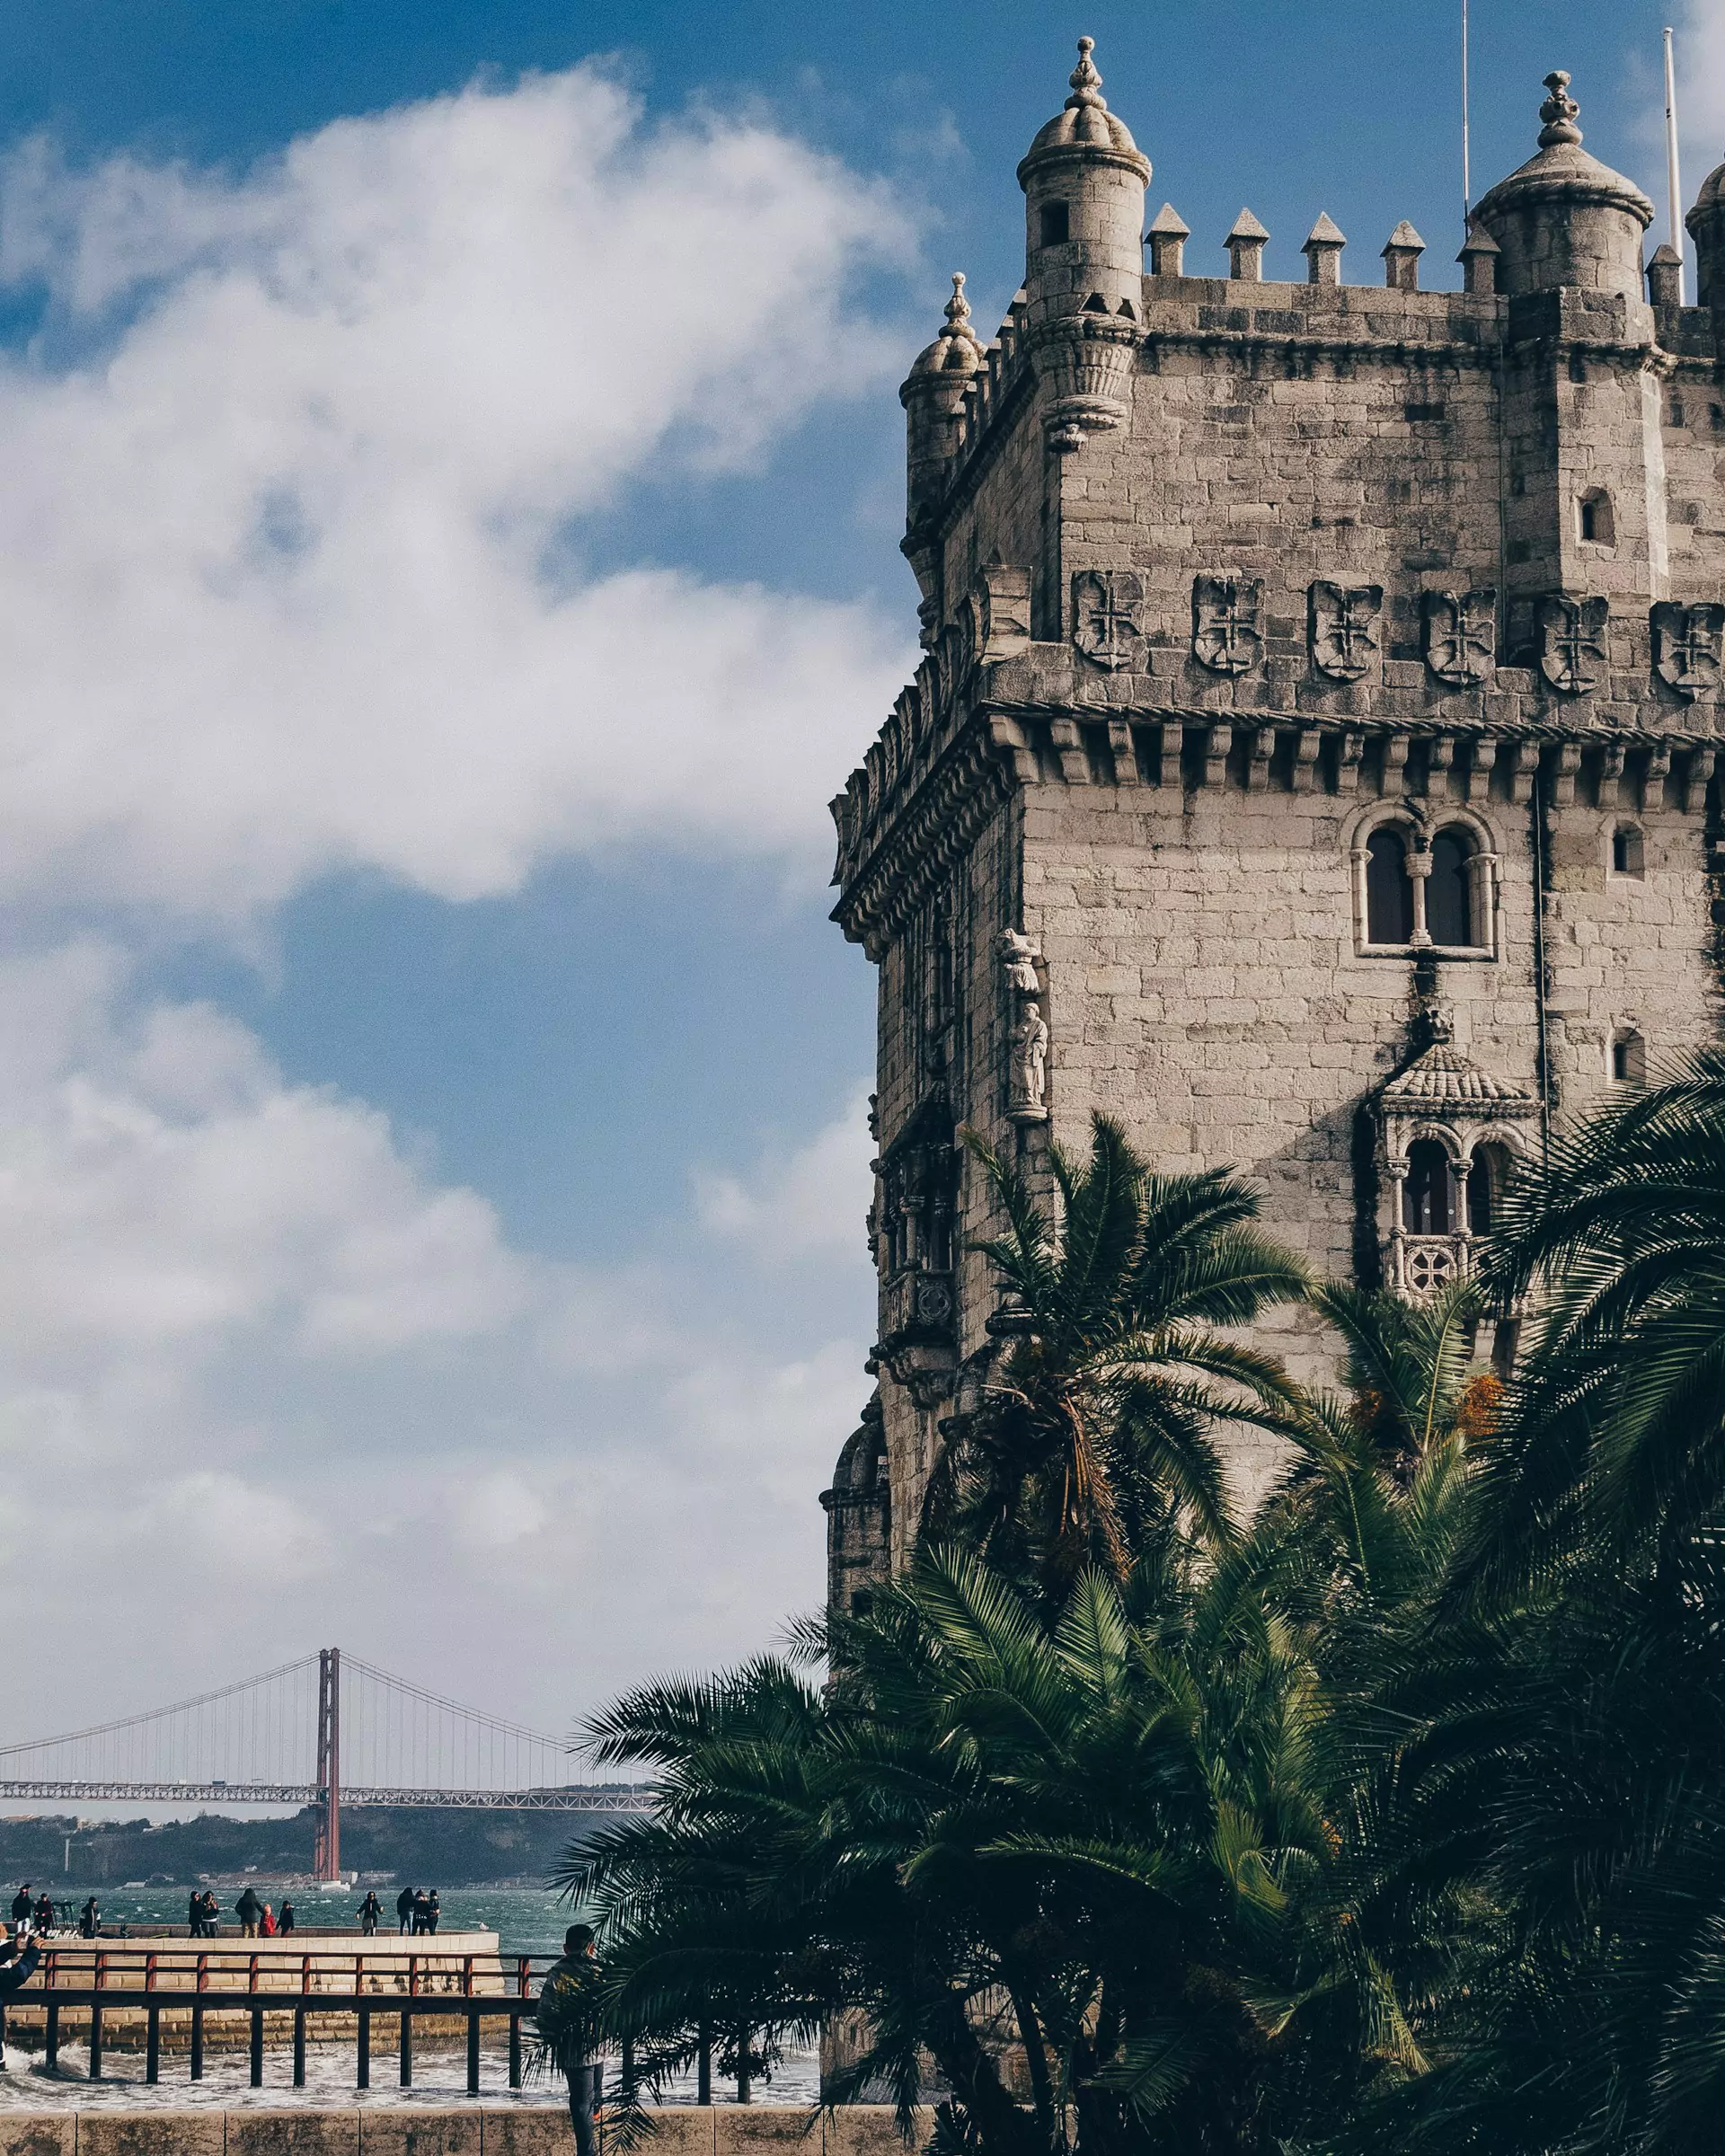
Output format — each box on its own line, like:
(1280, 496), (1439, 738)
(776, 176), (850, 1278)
(395, 1885), (414, 1933)
(33, 1894), (53, 1938)
(78, 1895), (100, 1938)
(279, 1900), (296, 1936)
(8, 1886), (31, 1934)
(538, 1923), (602, 2156)
(235, 1886), (262, 1938)
(358, 1889), (381, 1936)
(425, 1891), (440, 1935)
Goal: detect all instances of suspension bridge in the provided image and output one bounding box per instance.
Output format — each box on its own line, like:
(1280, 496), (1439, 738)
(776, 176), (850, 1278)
(0, 1649), (649, 1879)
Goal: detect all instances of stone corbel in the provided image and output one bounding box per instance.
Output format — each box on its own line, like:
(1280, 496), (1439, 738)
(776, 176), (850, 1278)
(986, 712), (1040, 786)
(1552, 741), (1583, 808)
(1683, 746), (1716, 816)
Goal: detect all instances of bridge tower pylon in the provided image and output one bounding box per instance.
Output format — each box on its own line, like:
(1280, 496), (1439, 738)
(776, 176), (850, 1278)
(312, 1647), (341, 1884)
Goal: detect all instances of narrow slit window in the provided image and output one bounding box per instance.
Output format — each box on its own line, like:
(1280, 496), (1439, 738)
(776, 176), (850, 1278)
(1039, 201), (1069, 248)
(1366, 826), (1414, 945)
(1612, 1029), (1647, 1086)
(1403, 1141), (1454, 1234)
(1611, 825), (1644, 878)
(1427, 827), (1476, 947)
(1578, 488), (1615, 546)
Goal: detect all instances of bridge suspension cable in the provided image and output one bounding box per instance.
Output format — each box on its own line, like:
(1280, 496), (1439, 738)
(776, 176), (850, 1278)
(0, 1648), (646, 1876)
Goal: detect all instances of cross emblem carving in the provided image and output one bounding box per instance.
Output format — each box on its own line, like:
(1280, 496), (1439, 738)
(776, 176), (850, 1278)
(1423, 588), (1497, 686)
(1309, 581), (1384, 680)
(1071, 570), (1145, 671)
(1536, 595), (1609, 695)
(1651, 601), (1725, 702)
(1192, 576), (1264, 676)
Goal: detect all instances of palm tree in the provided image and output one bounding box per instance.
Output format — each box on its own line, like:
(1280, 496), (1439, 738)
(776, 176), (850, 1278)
(925, 1117), (1309, 1600)
(1328, 1056), (1725, 2155)
(555, 1545), (1410, 2156)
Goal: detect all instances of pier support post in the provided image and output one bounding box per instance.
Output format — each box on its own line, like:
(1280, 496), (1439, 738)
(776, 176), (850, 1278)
(146, 2004), (161, 2084)
(400, 2010), (413, 2087)
(190, 2002), (204, 2081)
(250, 2006), (264, 2088)
(358, 2008), (371, 2090)
(466, 2010), (481, 2097)
(294, 2006), (307, 2089)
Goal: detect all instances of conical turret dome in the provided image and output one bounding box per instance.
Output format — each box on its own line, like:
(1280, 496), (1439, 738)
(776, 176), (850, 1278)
(1473, 71), (1652, 298)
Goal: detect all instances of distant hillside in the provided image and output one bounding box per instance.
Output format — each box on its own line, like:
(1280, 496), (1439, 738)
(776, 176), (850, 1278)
(0, 1800), (632, 1886)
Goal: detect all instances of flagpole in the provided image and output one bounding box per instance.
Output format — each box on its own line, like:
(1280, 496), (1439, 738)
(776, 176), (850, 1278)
(1665, 25), (1685, 303)
(1462, 0), (1473, 230)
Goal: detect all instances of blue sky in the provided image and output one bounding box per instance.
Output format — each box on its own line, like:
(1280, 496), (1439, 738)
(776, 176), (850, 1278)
(0, 0), (1717, 1754)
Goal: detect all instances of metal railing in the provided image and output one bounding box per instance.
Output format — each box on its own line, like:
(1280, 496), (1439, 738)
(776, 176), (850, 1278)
(1, 1947), (560, 2097)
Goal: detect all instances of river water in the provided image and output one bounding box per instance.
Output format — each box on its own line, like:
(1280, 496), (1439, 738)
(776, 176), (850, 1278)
(0, 1885), (818, 2110)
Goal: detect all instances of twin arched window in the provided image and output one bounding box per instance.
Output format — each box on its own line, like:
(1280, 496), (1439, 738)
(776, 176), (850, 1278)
(1402, 1139), (1506, 1236)
(1361, 819), (1491, 953)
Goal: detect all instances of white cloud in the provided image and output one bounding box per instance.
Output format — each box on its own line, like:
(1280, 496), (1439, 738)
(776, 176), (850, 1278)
(1675, 1), (1725, 159)
(0, 65), (900, 1740)
(0, 66), (918, 919)
(0, 945), (871, 1730)
(692, 1082), (874, 1261)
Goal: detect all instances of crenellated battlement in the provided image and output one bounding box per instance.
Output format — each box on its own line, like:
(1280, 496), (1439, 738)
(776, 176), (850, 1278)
(824, 40), (1725, 1596)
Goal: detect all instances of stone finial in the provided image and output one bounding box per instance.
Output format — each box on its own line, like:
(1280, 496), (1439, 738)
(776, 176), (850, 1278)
(1225, 208), (1269, 282)
(943, 271), (975, 338)
(1066, 34), (1106, 110)
(1648, 242), (1685, 308)
(1146, 202), (1190, 276)
(1457, 221), (1500, 294)
(1302, 212), (1347, 286)
(1382, 220), (1427, 291)
(1537, 69), (1583, 149)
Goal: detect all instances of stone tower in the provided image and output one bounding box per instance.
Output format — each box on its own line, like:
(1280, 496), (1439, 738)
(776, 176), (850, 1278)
(821, 46), (1725, 1603)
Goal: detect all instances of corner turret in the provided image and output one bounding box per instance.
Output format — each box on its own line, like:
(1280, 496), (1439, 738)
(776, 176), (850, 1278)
(1016, 37), (1150, 451)
(898, 274), (982, 623)
(1686, 155), (1725, 309)
(1473, 71), (1653, 299)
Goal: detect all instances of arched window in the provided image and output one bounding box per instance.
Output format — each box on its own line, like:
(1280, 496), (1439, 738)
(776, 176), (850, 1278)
(1466, 1144), (1512, 1235)
(1403, 1140), (1454, 1233)
(1612, 1028), (1647, 1086)
(1578, 488), (1615, 546)
(1427, 826), (1476, 947)
(1367, 826), (1414, 944)
(1611, 824), (1645, 878)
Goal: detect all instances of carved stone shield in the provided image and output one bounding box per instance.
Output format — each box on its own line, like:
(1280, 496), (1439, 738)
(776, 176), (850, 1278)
(1423, 588), (1497, 686)
(1308, 581), (1384, 680)
(1536, 595), (1609, 694)
(1651, 601), (1725, 701)
(1071, 570), (1145, 671)
(1192, 576), (1263, 676)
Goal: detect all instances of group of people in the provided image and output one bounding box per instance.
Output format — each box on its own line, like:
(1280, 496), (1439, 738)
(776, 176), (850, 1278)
(233, 1886), (296, 1938)
(5, 1885), (57, 1937)
(393, 1886), (441, 1933)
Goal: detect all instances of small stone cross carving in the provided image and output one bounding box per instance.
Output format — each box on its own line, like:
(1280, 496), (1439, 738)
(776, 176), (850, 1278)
(1536, 595), (1609, 695)
(1651, 601), (1725, 702)
(1423, 588), (1497, 686)
(1071, 570), (1146, 671)
(1191, 576), (1264, 676)
(1308, 581), (1384, 680)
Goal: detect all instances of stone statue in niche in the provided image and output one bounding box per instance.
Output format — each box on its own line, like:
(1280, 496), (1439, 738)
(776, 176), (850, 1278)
(998, 929), (1043, 995)
(1010, 1002), (1049, 1120)
(1423, 588), (1497, 686)
(1071, 569), (1146, 671)
(1651, 601), (1725, 702)
(1537, 594), (1609, 694)
(1191, 576), (1264, 675)
(999, 929), (1048, 1123)
(1308, 581), (1384, 680)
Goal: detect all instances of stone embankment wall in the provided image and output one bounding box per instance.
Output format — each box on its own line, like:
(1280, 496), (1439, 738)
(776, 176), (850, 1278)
(0, 2110), (920, 2156)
